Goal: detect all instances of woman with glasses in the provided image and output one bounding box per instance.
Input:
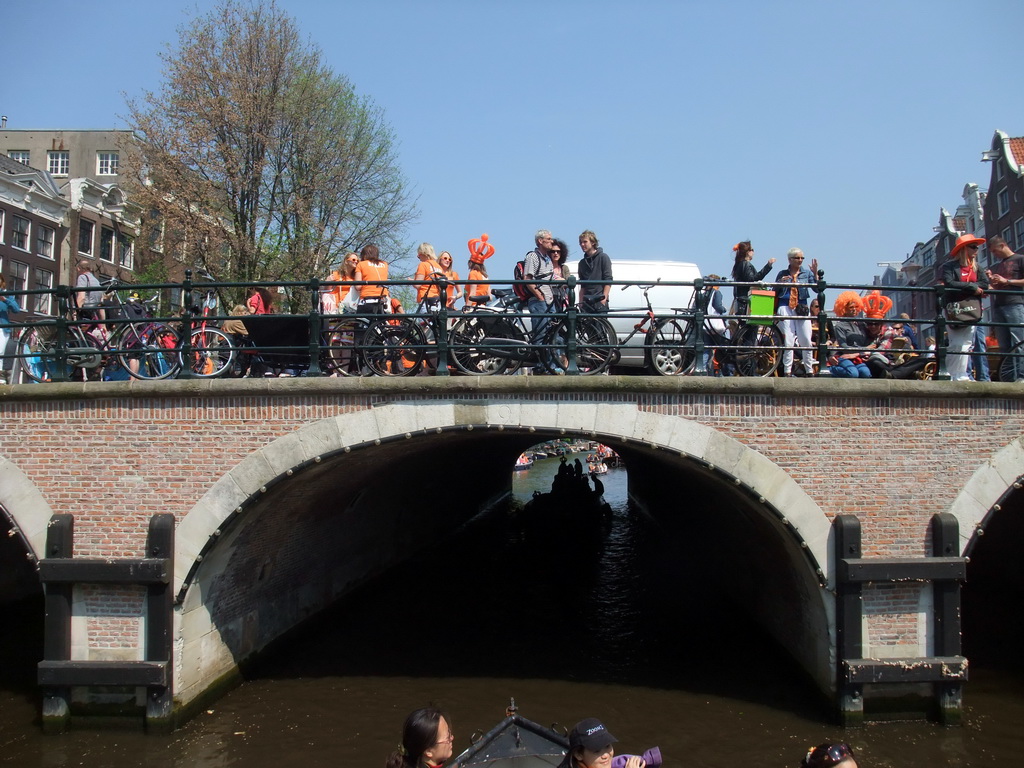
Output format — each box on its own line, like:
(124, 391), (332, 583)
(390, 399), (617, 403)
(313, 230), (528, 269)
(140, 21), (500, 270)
(800, 742), (858, 768)
(385, 706), (454, 768)
(774, 247), (818, 376)
(551, 238), (572, 312)
(730, 241), (775, 316)
(437, 251), (462, 310)
(941, 234), (989, 381)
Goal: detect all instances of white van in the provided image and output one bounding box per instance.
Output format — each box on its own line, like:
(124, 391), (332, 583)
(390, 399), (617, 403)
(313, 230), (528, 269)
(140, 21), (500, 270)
(567, 258), (702, 372)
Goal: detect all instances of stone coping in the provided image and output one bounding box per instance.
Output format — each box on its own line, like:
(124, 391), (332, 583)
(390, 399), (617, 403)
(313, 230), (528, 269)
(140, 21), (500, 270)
(0, 375), (1021, 403)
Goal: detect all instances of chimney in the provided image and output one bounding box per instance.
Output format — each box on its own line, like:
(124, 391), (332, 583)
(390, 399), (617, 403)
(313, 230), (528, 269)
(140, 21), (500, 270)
(1, 116), (6, 128)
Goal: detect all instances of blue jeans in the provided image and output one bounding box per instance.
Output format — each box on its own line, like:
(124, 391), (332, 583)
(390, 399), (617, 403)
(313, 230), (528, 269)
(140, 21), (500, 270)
(971, 325), (990, 382)
(830, 358), (872, 378)
(993, 303), (1024, 380)
(527, 298), (554, 371)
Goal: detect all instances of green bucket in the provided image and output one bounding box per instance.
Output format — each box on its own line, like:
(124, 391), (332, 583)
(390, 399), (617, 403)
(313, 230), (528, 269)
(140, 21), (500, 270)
(747, 289), (776, 326)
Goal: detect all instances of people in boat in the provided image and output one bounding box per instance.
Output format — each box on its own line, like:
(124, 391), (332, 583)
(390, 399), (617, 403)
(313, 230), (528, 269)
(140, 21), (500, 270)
(385, 706), (454, 768)
(556, 718), (644, 768)
(800, 742), (858, 768)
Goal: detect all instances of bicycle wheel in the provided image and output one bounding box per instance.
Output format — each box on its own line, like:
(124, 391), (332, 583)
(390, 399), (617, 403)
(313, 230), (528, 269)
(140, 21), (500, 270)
(550, 315), (616, 375)
(363, 317), (426, 377)
(18, 323), (70, 383)
(323, 318), (366, 377)
(999, 339), (1024, 383)
(448, 314), (521, 376)
(645, 318), (692, 376)
(187, 327), (235, 378)
(119, 323), (181, 380)
(734, 323), (784, 377)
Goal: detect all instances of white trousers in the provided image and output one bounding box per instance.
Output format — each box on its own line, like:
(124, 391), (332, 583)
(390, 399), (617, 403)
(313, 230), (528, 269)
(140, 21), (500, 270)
(946, 324), (974, 381)
(778, 305), (814, 373)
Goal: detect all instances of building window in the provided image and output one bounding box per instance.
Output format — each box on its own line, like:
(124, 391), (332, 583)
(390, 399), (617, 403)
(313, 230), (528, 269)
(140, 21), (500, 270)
(1003, 227), (1014, 248)
(118, 234), (134, 270)
(78, 219), (94, 255)
(47, 151), (69, 177)
(35, 225), (55, 259)
(9, 261), (28, 308)
(997, 160), (1006, 180)
(997, 188), (1010, 218)
(11, 216), (29, 251)
(1015, 218), (1024, 251)
(100, 227), (115, 262)
(0, 209), (5, 244)
(33, 268), (54, 315)
(8, 151), (29, 165)
(97, 152), (119, 176)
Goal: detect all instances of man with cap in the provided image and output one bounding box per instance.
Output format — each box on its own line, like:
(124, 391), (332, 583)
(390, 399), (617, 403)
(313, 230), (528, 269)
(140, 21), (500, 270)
(556, 718), (645, 768)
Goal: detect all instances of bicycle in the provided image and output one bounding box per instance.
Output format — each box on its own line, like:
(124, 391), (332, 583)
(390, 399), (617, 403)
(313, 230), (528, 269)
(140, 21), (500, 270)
(447, 290), (613, 375)
(322, 304), (428, 377)
(184, 286), (235, 378)
(597, 281), (691, 376)
(18, 297), (180, 383)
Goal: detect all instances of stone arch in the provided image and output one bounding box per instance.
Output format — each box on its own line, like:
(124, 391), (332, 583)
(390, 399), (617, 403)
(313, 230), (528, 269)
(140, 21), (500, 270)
(170, 399), (839, 710)
(175, 400), (834, 594)
(0, 453), (56, 562)
(949, 436), (1024, 555)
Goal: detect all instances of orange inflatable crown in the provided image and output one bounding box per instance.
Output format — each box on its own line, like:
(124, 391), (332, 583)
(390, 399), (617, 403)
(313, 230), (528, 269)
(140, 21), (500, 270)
(468, 233), (495, 264)
(862, 290), (893, 320)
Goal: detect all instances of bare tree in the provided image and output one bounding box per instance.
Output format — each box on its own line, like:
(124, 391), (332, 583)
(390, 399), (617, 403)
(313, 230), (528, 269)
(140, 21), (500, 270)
(122, 0), (417, 297)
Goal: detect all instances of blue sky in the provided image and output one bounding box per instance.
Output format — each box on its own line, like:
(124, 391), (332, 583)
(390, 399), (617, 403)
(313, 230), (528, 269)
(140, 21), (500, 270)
(5, 0), (1022, 286)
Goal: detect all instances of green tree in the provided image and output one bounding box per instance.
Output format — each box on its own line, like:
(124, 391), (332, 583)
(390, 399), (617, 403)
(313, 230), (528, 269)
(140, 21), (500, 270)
(122, 0), (417, 296)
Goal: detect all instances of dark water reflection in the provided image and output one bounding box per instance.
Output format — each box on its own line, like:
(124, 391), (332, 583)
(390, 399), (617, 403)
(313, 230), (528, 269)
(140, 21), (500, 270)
(2, 452), (1023, 766)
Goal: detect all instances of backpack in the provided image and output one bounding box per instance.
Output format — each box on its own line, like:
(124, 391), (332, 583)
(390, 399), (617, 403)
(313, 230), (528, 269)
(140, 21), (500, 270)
(513, 252), (552, 302)
(513, 259), (530, 302)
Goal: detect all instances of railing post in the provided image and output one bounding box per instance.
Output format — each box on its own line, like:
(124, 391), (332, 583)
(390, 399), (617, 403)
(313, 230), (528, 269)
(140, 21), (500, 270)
(692, 278), (708, 375)
(931, 513), (963, 725)
(814, 270), (829, 376)
(306, 278), (323, 377)
(934, 286), (951, 381)
(178, 270), (195, 379)
(53, 285), (72, 382)
(434, 298), (450, 377)
(565, 276), (580, 376)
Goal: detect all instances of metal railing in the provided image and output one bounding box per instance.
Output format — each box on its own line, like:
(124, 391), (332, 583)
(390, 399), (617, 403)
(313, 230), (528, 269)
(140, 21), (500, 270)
(1, 269), (1020, 383)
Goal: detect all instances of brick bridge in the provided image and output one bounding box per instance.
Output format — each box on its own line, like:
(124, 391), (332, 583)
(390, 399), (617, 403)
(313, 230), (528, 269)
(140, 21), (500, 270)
(1, 377), (1022, 730)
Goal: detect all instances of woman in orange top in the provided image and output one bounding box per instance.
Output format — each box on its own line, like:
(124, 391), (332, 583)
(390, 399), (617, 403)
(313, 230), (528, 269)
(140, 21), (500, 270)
(437, 251), (462, 309)
(354, 244), (389, 314)
(413, 242), (444, 310)
(464, 253), (491, 307)
(329, 252), (360, 312)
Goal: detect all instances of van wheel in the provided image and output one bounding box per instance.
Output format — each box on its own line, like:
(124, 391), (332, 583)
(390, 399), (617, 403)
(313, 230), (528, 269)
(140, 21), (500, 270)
(645, 319), (691, 376)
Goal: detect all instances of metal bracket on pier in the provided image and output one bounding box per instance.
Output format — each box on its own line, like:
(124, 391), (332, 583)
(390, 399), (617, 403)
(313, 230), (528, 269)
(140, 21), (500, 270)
(833, 513), (966, 726)
(38, 514), (175, 733)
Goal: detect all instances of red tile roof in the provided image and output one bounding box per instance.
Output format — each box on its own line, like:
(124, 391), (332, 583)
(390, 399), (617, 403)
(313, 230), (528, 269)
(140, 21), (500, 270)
(1009, 137), (1024, 168)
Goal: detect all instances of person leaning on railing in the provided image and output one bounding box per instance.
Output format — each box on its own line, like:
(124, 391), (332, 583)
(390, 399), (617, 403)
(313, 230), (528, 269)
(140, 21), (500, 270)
(354, 243), (389, 314)
(730, 240), (775, 316)
(941, 233), (989, 382)
(0, 275), (22, 384)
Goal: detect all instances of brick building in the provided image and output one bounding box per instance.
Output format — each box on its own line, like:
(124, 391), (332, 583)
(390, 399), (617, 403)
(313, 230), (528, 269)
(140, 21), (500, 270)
(0, 155), (69, 320)
(981, 130), (1024, 250)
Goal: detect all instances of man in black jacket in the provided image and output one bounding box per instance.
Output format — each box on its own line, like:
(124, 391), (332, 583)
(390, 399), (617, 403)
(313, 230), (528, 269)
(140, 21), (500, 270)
(577, 230), (612, 313)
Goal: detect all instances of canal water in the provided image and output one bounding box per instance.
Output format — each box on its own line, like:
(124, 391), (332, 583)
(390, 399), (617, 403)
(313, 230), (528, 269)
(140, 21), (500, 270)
(1, 449), (1022, 767)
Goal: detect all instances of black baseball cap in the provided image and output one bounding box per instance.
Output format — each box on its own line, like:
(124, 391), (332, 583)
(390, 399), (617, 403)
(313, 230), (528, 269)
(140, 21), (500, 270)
(569, 718), (618, 752)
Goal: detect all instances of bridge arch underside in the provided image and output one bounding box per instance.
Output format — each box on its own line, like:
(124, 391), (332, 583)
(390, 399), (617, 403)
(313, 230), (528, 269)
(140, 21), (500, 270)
(0, 506), (44, 692)
(177, 420), (833, 713)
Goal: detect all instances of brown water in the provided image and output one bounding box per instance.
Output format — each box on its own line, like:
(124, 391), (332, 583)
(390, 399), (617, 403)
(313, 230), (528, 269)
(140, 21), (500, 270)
(2, 452), (1022, 767)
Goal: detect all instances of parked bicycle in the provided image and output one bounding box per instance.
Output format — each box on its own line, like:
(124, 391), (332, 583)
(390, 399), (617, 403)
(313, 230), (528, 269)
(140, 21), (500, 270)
(18, 294), (180, 382)
(447, 289), (613, 375)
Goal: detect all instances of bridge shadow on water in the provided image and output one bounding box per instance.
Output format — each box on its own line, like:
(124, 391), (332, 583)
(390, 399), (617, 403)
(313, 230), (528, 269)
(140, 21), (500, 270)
(247, 464), (829, 721)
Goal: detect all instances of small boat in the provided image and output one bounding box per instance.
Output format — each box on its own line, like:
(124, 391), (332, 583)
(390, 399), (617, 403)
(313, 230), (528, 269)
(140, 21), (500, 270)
(588, 460), (608, 475)
(514, 453), (534, 471)
(452, 700), (568, 768)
